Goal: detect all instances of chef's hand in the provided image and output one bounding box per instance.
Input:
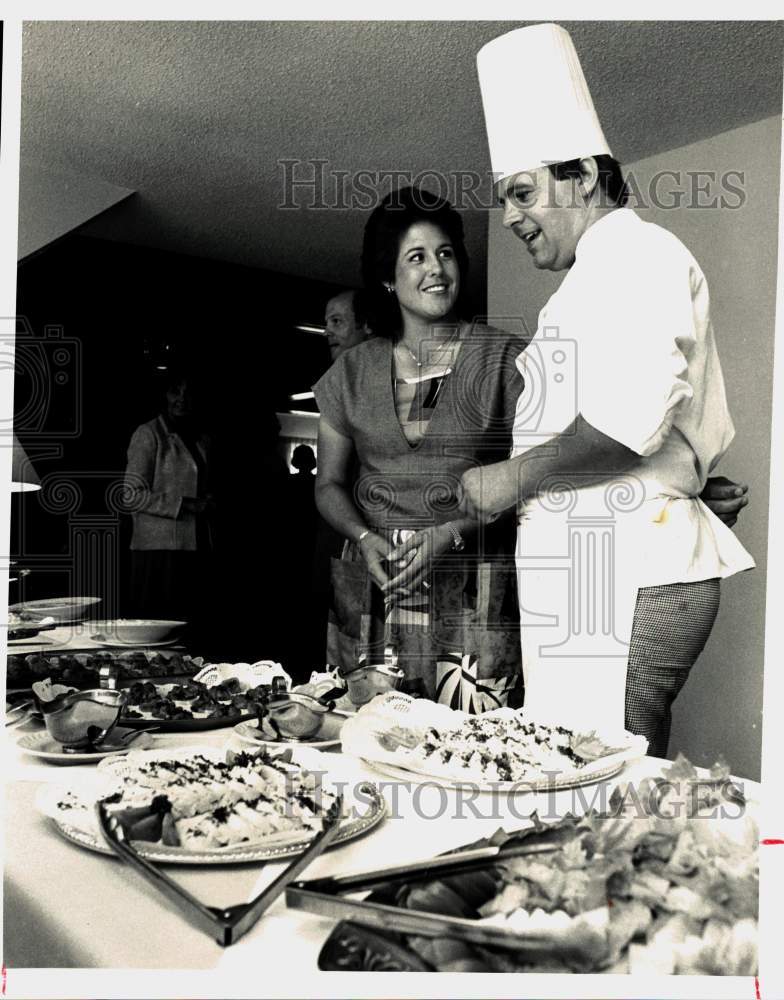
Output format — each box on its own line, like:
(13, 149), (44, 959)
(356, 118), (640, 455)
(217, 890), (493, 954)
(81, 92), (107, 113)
(358, 531), (393, 590)
(382, 525), (452, 600)
(700, 476), (749, 528)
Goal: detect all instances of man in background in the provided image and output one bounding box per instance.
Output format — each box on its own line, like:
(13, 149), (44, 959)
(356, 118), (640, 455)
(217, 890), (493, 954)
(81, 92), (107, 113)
(324, 289), (371, 362)
(293, 290), (372, 677)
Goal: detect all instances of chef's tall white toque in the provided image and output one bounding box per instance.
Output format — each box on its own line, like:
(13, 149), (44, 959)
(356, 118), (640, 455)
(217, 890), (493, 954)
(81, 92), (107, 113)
(476, 22), (612, 182)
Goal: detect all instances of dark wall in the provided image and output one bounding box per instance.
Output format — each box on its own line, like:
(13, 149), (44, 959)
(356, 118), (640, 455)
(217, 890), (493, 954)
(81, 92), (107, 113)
(12, 234), (337, 673)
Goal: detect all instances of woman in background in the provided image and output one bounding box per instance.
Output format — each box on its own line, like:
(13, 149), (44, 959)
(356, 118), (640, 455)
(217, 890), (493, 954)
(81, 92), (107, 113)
(124, 368), (215, 630)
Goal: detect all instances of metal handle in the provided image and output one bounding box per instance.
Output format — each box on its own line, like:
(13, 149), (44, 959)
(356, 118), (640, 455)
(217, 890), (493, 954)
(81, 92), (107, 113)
(97, 794), (344, 946)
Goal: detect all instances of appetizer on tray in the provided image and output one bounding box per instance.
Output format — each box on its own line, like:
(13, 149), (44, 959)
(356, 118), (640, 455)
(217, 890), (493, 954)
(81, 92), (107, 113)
(7, 650), (204, 690)
(341, 693), (647, 790)
(118, 660), (292, 730)
(38, 744), (385, 864)
(302, 756), (758, 975)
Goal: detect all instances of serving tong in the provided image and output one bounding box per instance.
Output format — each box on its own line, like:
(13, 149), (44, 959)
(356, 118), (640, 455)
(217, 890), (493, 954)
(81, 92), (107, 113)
(96, 794), (344, 946)
(286, 832), (571, 953)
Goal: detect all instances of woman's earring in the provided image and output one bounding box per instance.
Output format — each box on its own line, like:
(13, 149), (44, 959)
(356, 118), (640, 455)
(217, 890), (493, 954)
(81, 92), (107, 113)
(384, 283), (395, 294)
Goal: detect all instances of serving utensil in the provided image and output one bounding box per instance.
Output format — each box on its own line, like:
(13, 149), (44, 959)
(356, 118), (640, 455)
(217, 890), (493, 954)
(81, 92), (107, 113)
(5, 700), (36, 729)
(96, 794), (344, 945)
(287, 832), (568, 954)
(63, 725), (160, 753)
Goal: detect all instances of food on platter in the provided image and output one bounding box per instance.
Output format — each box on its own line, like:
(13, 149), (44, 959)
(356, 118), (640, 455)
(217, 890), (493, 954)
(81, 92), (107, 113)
(44, 745), (342, 852)
(121, 678), (268, 723)
(6, 650), (204, 689)
(7, 612), (56, 640)
(340, 693), (646, 786)
(120, 660), (292, 724)
(320, 756), (757, 975)
(472, 766), (757, 974)
(38, 744), (386, 863)
(99, 746), (338, 849)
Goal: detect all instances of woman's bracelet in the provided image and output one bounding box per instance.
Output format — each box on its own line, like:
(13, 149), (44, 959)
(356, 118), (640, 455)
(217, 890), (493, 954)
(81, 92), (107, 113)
(357, 529), (371, 545)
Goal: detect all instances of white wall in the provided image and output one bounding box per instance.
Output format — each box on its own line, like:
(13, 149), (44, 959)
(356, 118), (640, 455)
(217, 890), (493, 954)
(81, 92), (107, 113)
(487, 115), (781, 780)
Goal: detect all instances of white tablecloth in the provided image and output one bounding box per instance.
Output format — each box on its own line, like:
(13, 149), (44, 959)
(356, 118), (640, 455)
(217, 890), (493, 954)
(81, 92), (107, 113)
(1, 717), (757, 975)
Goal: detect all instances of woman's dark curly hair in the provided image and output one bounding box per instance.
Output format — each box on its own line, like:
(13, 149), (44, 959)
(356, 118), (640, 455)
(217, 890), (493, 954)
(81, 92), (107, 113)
(360, 186), (471, 339)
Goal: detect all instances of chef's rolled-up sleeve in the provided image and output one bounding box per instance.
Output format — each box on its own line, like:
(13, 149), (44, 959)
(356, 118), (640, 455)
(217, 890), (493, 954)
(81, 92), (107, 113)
(577, 256), (695, 457)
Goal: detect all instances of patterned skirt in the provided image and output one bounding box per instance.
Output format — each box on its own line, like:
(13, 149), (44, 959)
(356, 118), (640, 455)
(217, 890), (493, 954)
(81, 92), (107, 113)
(327, 530), (523, 713)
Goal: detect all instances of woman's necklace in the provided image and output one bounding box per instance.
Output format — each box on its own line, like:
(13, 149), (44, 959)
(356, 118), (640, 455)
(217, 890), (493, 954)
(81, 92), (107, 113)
(395, 326), (460, 372)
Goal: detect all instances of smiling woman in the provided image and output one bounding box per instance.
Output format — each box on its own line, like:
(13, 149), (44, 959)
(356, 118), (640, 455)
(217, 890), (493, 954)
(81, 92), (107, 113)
(312, 188), (525, 710)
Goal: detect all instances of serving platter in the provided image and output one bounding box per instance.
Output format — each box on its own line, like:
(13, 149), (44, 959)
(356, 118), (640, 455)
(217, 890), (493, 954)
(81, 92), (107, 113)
(17, 728), (156, 764)
(90, 636), (183, 650)
(120, 671), (256, 733)
(233, 719), (342, 751)
(300, 756), (760, 975)
(118, 679), (259, 732)
(360, 753), (629, 792)
(38, 746), (386, 864)
(341, 693), (648, 793)
(9, 596), (102, 624)
(6, 649), (205, 691)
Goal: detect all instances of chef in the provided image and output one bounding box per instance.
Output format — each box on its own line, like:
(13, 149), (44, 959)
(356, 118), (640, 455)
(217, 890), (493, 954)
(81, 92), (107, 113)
(463, 23), (754, 751)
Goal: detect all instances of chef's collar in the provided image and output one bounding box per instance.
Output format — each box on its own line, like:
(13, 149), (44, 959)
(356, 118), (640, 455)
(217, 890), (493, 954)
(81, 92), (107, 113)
(574, 206), (636, 261)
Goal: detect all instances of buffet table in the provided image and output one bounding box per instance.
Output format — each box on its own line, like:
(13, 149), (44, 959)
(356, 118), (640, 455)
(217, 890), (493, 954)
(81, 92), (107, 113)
(3, 718), (756, 973)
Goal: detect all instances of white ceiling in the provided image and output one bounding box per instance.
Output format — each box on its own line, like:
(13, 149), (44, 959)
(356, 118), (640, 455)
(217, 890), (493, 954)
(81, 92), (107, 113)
(20, 20), (783, 290)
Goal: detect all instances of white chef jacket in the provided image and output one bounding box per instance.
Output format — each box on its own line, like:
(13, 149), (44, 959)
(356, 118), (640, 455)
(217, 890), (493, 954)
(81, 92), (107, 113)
(512, 207), (754, 735)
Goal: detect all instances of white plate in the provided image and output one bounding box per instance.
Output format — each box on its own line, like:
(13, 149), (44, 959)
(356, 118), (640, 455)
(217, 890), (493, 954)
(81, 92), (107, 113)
(233, 720), (342, 750)
(360, 754), (630, 792)
(9, 597), (102, 623)
(17, 728), (156, 764)
(90, 635), (182, 649)
(39, 746), (386, 864)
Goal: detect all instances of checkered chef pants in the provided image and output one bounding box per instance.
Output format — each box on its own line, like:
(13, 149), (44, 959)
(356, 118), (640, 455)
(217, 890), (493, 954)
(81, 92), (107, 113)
(625, 578), (721, 758)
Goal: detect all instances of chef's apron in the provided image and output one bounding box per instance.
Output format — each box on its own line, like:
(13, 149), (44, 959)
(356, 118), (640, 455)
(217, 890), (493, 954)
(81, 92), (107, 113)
(511, 330), (658, 736)
(515, 481), (648, 735)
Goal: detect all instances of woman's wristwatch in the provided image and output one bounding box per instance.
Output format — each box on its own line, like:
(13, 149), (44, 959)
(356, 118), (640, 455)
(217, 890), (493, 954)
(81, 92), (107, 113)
(446, 522), (465, 552)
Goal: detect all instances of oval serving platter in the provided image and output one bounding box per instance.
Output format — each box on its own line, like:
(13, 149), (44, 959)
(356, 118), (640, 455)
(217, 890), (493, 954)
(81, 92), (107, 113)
(360, 753), (631, 793)
(43, 784), (386, 865)
(37, 745), (386, 865)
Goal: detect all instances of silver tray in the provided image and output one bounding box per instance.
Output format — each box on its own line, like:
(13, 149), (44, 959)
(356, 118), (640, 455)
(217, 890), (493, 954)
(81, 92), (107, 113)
(361, 755), (628, 792)
(48, 781), (386, 865)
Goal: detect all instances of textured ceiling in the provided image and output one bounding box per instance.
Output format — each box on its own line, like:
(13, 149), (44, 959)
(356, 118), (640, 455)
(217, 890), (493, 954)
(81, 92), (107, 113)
(20, 20), (784, 290)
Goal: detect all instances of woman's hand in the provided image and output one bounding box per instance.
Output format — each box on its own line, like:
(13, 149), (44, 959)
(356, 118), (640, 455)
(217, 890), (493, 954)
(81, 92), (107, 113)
(700, 476), (748, 528)
(358, 531), (393, 590)
(382, 525), (453, 599)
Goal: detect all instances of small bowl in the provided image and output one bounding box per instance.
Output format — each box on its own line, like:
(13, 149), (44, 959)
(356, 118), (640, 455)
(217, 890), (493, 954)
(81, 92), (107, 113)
(263, 691), (336, 740)
(42, 689), (126, 747)
(93, 619), (186, 644)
